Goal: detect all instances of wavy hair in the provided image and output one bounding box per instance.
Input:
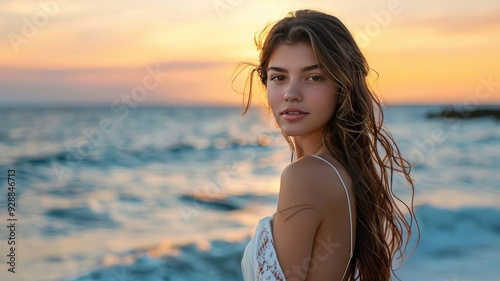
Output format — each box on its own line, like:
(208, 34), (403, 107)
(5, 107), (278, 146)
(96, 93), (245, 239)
(233, 9), (419, 281)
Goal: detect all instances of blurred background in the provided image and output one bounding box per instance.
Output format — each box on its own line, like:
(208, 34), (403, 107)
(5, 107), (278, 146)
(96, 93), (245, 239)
(0, 0), (499, 280)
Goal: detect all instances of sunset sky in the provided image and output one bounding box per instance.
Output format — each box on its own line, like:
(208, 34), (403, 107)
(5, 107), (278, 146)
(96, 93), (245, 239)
(0, 0), (499, 107)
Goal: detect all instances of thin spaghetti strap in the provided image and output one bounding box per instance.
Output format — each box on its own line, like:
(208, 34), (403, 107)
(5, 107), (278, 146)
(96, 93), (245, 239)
(310, 154), (353, 280)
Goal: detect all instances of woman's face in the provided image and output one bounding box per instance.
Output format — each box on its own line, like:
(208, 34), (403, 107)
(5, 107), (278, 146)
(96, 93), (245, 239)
(266, 42), (338, 138)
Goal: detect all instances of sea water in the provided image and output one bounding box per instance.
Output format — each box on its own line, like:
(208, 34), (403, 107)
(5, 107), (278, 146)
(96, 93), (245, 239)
(0, 105), (498, 281)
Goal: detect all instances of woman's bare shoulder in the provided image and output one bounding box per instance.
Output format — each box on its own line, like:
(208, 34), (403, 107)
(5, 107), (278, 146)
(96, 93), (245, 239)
(279, 154), (352, 212)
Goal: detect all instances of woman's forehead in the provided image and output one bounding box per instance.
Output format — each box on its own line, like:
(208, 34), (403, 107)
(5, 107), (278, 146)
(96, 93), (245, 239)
(267, 43), (318, 70)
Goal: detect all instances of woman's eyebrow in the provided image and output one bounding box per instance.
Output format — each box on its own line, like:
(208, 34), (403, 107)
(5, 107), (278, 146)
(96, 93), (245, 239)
(266, 64), (319, 73)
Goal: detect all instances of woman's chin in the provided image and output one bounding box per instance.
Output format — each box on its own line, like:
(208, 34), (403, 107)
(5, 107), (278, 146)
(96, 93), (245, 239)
(280, 129), (305, 137)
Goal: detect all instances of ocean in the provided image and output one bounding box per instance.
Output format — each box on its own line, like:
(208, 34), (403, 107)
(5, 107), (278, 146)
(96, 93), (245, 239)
(0, 105), (498, 281)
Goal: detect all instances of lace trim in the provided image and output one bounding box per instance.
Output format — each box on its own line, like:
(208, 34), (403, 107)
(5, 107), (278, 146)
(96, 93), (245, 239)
(253, 217), (286, 281)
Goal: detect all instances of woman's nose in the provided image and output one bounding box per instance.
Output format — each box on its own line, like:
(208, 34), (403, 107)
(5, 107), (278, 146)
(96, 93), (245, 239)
(283, 81), (302, 101)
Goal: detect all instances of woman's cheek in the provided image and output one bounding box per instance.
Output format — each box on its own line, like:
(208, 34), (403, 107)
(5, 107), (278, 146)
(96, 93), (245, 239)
(267, 88), (280, 107)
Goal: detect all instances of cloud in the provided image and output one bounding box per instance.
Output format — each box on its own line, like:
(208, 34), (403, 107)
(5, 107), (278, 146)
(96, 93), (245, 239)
(398, 10), (500, 34)
(0, 60), (240, 107)
(1, 0), (499, 106)
(0, 60), (234, 77)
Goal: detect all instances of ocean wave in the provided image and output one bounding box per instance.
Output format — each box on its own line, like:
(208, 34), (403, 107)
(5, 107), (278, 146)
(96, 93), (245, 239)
(178, 194), (244, 211)
(66, 239), (246, 281)
(62, 204), (500, 281)
(475, 133), (500, 144)
(43, 206), (120, 235)
(7, 138), (271, 168)
(412, 204), (500, 258)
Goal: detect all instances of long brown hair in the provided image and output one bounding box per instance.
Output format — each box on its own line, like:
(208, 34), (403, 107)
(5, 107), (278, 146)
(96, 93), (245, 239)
(233, 9), (419, 281)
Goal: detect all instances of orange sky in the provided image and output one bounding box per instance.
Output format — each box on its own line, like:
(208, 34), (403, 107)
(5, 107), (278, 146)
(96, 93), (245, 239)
(0, 0), (499, 107)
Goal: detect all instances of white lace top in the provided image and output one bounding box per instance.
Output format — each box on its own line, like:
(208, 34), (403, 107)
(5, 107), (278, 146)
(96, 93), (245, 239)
(241, 213), (285, 281)
(240, 154), (354, 281)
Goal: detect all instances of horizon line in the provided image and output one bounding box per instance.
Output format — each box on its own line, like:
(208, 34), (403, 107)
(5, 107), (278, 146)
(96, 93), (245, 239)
(1, 102), (500, 110)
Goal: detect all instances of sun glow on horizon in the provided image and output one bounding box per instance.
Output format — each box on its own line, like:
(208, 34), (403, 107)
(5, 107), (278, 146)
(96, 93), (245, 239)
(1, 0), (499, 106)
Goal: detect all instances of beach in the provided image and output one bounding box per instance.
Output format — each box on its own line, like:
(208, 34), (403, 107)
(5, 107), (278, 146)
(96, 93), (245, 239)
(0, 105), (498, 281)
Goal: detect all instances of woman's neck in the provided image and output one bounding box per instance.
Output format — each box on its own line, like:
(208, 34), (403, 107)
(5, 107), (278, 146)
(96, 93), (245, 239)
(293, 137), (325, 160)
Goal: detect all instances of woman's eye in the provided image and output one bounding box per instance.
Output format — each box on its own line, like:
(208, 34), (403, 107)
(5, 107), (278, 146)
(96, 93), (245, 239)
(307, 75), (323, 81)
(270, 75), (285, 81)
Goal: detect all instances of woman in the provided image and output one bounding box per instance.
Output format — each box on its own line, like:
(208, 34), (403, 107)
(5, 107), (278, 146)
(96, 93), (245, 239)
(237, 9), (418, 281)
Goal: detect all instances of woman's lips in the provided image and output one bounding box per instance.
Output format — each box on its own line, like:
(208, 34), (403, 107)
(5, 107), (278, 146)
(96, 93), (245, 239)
(281, 112), (308, 121)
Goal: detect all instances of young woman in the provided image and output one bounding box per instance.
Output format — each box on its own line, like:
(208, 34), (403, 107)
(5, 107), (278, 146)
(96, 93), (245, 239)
(238, 9), (417, 281)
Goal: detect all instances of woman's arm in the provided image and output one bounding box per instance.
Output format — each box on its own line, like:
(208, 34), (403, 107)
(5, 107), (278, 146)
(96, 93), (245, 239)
(272, 156), (352, 281)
